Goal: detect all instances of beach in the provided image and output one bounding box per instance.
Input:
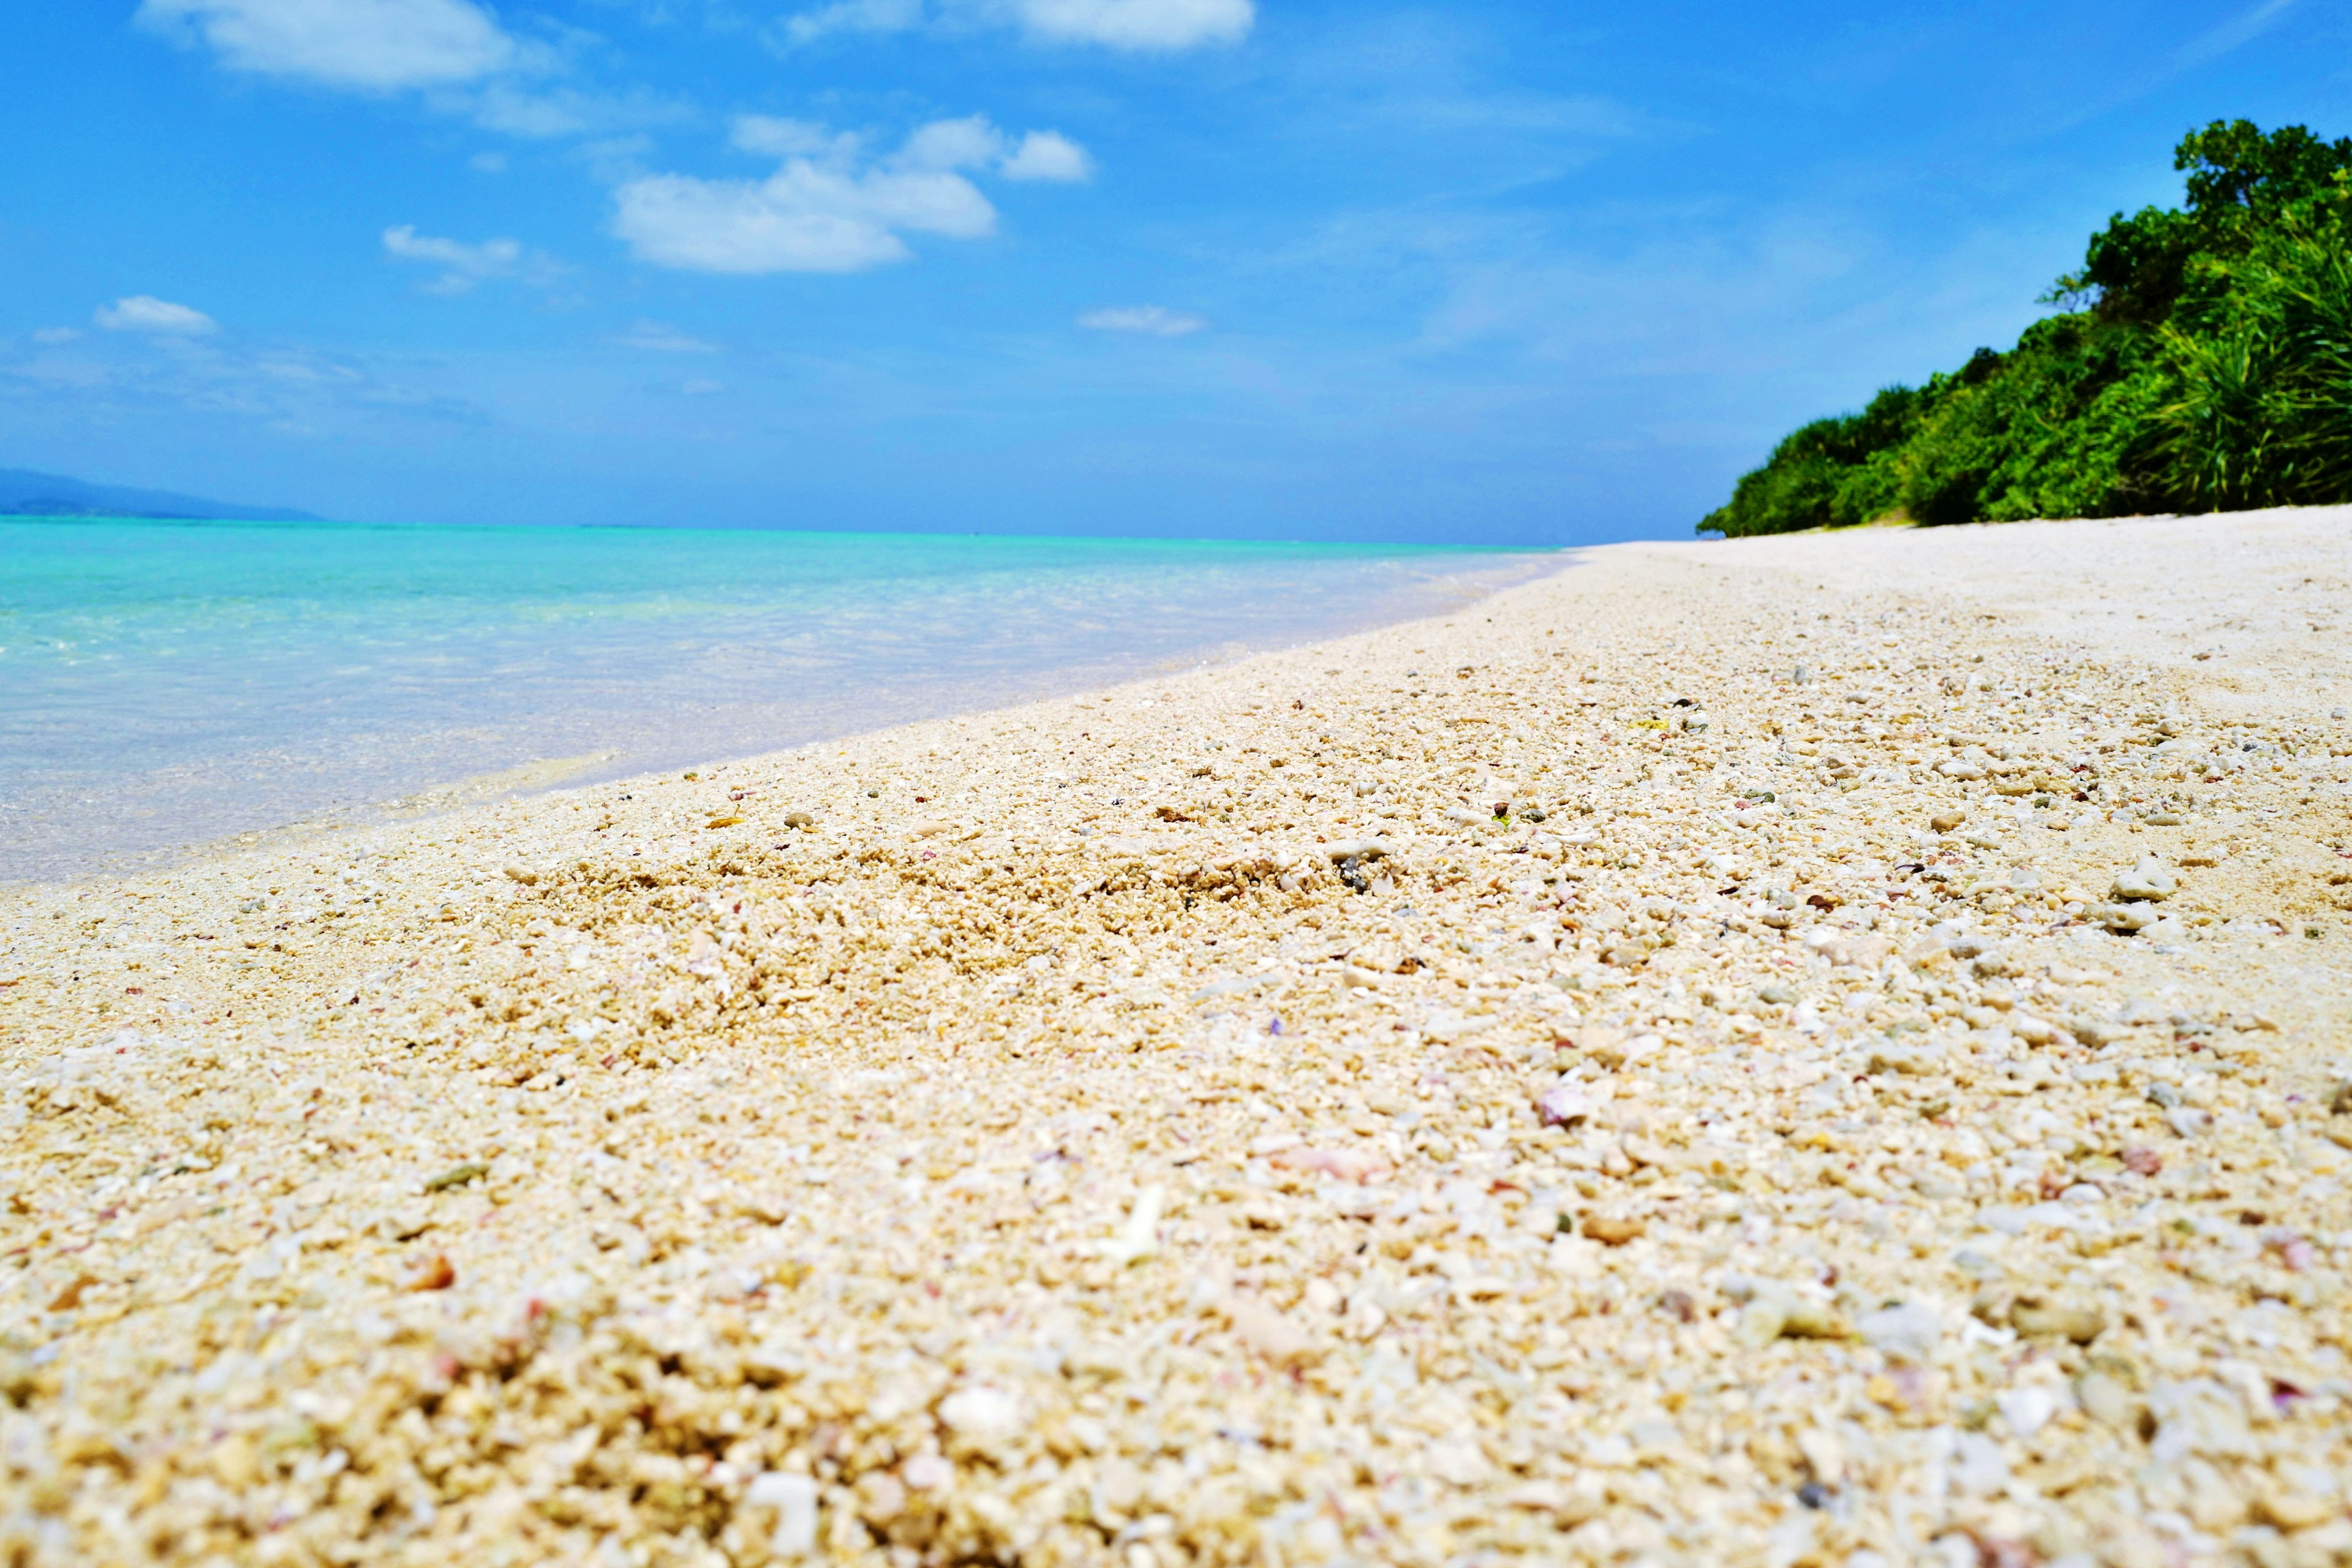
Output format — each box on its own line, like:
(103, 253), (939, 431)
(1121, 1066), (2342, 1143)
(4, 508), (2351, 1567)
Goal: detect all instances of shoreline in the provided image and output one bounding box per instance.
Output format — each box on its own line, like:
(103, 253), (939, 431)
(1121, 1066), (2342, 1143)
(4, 513), (2350, 1566)
(1, 533), (1563, 891)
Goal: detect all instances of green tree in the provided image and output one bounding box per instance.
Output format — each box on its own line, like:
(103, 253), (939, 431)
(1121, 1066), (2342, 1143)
(1701, 120), (2352, 536)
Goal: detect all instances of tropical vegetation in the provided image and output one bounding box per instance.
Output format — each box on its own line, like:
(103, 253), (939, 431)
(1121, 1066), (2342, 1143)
(1701, 121), (2352, 535)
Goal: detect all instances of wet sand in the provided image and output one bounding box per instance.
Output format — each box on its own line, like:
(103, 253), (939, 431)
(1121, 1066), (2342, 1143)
(3, 508), (2350, 1567)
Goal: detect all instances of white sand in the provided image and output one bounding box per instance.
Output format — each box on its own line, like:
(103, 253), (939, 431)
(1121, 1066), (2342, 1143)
(2, 510), (2350, 1567)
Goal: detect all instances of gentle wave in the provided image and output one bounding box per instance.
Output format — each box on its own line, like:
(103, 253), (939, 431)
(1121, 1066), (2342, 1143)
(0, 519), (1558, 882)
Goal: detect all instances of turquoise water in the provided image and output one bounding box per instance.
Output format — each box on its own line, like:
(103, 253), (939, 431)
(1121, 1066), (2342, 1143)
(0, 519), (1555, 883)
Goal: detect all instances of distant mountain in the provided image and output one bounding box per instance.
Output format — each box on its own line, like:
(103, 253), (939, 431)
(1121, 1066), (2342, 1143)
(0, 467), (319, 523)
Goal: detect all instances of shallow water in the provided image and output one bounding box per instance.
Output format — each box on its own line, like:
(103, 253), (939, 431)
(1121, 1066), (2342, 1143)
(0, 519), (1556, 883)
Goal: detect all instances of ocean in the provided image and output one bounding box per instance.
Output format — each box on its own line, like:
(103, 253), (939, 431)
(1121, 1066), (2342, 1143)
(0, 518), (1556, 883)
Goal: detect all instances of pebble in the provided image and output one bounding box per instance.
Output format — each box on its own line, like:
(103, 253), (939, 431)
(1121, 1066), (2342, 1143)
(1534, 1080), (1594, 1127)
(1223, 1295), (1320, 1368)
(744, 1471), (821, 1558)
(2010, 1302), (2108, 1344)
(2110, 854), (2179, 901)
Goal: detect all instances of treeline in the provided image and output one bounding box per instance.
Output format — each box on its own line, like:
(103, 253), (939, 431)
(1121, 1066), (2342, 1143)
(1702, 121), (2352, 536)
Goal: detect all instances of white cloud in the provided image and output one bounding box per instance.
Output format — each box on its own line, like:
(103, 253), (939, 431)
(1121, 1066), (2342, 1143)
(900, 115), (1008, 172)
(1008, 0), (1251, 50)
(1079, 304), (1207, 336)
(31, 327), (81, 344)
(778, 0), (922, 45)
(614, 115), (1085, 275)
(680, 377), (726, 395)
(774, 0), (1250, 51)
(445, 81), (691, 140)
(1001, 130), (1092, 182)
(733, 116), (859, 161)
(613, 168), (984, 273)
(894, 117), (1091, 180)
(135, 0), (515, 91)
(382, 224), (563, 293)
(135, 0), (685, 144)
(469, 150), (508, 173)
(617, 320), (721, 353)
(96, 296), (219, 334)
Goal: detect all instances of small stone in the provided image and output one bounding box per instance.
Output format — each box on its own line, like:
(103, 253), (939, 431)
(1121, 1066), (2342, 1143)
(2164, 1105), (2214, 1139)
(1535, 1082), (1594, 1128)
(1795, 1427), (1844, 1483)
(47, 1274), (97, 1313)
(423, 1161), (489, 1193)
(210, 1434), (259, 1489)
(2120, 1147), (2162, 1176)
(2109, 856), (2177, 902)
(1782, 1300), (1849, 1339)
(939, 1385), (1023, 1448)
(402, 1253), (456, 1292)
(502, 865), (538, 885)
(1996, 1385), (2060, 1439)
(1581, 1215), (1645, 1246)
(2011, 1301), (2105, 1344)
(1856, 1302), (1940, 1363)
(1931, 810), (1967, 832)
(2252, 1490), (2333, 1531)
(2075, 1370), (2140, 1428)
(1503, 1480), (1599, 1526)
(744, 1472), (820, 1558)
(1268, 1146), (1390, 1182)
(782, 810), (815, 828)
(1224, 1295), (1320, 1368)
(901, 1453), (952, 1491)
(1099, 1185), (1164, 1265)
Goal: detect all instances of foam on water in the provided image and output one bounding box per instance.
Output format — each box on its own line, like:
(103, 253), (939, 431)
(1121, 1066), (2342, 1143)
(0, 519), (1556, 883)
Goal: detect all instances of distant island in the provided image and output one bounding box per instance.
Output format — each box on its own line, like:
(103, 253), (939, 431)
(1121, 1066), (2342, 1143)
(1703, 120), (2352, 535)
(0, 467), (318, 523)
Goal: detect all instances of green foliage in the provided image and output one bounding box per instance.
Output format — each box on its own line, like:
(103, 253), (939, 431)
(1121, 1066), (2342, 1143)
(1703, 120), (2352, 537)
(2152, 225), (2352, 508)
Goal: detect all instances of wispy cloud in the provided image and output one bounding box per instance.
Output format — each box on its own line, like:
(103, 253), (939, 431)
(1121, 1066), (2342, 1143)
(96, 295), (219, 334)
(134, 0), (687, 145)
(1001, 130), (1093, 183)
(778, 0), (923, 47)
(135, 0), (516, 91)
(1079, 305), (1206, 335)
(616, 320), (722, 353)
(2035, 0), (2301, 136)
(2176, 0), (2297, 70)
(3, 320), (486, 438)
(1009, 0), (1252, 51)
(382, 225), (565, 293)
(440, 80), (694, 140)
(611, 115), (1090, 274)
(775, 0), (1252, 52)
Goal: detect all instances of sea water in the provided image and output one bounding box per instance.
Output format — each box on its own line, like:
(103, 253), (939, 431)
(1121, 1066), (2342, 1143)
(0, 519), (1556, 883)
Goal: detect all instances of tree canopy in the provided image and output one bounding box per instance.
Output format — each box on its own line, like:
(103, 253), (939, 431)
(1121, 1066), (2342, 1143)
(1702, 120), (2352, 537)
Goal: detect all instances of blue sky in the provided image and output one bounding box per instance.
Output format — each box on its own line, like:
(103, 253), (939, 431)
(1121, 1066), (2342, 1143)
(2, 0), (2345, 545)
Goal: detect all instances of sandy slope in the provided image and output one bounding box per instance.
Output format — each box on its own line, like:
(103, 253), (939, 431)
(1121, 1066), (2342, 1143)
(3, 511), (2351, 1568)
